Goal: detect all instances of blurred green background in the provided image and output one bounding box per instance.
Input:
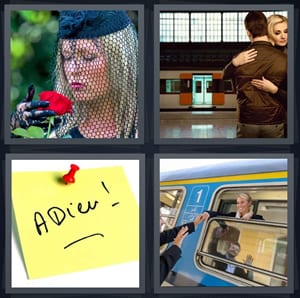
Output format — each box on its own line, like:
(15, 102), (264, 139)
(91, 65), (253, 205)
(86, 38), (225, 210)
(10, 10), (59, 111)
(10, 10), (138, 112)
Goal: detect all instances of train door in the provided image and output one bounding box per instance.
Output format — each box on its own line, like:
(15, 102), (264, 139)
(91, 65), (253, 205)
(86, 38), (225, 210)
(192, 74), (213, 107)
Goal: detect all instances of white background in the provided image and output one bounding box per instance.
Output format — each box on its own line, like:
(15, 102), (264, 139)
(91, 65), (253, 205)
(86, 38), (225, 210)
(11, 159), (140, 288)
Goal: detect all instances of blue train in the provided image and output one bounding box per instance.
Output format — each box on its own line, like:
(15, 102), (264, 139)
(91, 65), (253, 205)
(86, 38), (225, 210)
(160, 159), (288, 287)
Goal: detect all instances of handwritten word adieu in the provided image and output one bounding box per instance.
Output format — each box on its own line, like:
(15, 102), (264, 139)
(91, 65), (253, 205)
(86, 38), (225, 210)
(34, 200), (99, 236)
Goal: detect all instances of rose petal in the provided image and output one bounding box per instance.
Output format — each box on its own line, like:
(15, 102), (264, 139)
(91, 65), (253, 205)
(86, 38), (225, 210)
(39, 91), (73, 115)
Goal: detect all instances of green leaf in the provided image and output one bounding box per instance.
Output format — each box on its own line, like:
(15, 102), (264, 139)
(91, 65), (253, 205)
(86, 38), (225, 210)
(11, 126), (45, 138)
(27, 126), (45, 138)
(11, 128), (31, 138)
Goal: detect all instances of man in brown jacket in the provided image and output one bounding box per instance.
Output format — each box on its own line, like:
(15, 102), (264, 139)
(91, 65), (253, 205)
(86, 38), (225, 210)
(223, 11), (287, 138)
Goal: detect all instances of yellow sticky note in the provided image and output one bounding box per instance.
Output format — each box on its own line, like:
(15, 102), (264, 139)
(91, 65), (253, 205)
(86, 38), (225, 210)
(12, 166), (139, 279)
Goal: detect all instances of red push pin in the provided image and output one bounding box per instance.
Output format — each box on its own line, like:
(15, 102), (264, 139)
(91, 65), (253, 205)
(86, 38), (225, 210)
(62, 164), (80, 184)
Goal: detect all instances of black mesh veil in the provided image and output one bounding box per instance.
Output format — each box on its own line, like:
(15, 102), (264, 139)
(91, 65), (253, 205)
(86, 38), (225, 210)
(53, 12), (138, 138)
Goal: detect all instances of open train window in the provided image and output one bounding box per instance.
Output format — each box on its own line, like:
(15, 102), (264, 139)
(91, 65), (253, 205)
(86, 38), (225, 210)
(160, 187), (185, 232)
(214, 186), (288, 224)
(160, 187), (186, 253)
(196, 218), (288, 286)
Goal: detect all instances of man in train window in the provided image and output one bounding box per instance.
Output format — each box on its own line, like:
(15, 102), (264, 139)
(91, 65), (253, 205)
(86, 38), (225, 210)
(210, 240), (254, 279)
(222, 11), (287, 138)
(207, 226), (254, 279)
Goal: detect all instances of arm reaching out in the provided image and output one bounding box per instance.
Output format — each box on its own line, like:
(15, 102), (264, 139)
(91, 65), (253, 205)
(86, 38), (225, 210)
(173, 226), (189, 248)
(193, 212), (210, 226)
(160, 226), (189, 284)
(223, 48), (257, 80)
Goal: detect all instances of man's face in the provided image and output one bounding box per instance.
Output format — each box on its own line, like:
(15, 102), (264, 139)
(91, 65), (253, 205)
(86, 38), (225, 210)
(227, 243), (240, 258)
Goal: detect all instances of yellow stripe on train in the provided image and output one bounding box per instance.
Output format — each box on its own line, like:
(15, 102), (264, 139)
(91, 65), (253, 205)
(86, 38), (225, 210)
(160, 171), (287, 186)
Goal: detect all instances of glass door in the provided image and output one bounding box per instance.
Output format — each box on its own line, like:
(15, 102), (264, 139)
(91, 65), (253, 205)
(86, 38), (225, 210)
(192, 74), (213, 106)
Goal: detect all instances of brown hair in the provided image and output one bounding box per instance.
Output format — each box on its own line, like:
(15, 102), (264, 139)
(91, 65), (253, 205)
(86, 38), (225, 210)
(244, 11), (268, 38)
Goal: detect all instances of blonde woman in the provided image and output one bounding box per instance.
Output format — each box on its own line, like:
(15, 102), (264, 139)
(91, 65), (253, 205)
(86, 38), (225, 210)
(11, 10), (138, 139)
(267, 14), (288, 51)
(233, 14), (287, 97)
(251, 14), (287, 94)
(199, 193), (264, 222)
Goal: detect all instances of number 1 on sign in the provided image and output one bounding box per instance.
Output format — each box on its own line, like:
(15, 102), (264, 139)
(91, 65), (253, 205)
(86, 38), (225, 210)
(196, 189), (203, 203)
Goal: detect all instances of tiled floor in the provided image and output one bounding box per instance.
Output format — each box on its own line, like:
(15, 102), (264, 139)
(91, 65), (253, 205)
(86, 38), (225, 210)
(160, 111), (238, 139)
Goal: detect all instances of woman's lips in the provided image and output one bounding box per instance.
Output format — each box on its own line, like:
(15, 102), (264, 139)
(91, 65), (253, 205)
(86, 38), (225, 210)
(70, 82), (85, 89)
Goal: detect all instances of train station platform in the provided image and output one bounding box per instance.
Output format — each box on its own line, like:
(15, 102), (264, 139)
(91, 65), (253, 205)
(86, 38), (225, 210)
(160, 110), (238, 138)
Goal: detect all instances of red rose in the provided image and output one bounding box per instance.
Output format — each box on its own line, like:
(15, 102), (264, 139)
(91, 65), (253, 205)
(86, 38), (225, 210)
(39, 91), (72, 115)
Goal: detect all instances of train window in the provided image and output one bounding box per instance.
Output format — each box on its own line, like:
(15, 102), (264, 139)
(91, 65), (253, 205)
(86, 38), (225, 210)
(257, 201), (287, 224)
(213, 187), (288, 224)
(160, 187), (185, 232)
(161, 78), (235, 94)
(196, 218), (288, 286)
(223, 80), (235, 93)
(160, 79), (181, 94)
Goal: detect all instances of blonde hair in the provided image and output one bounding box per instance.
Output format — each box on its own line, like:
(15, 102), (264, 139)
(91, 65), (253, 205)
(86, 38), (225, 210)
(238, 192), (252, 203)
(53, 24), (138, 138)
(267, 14), (288, 45)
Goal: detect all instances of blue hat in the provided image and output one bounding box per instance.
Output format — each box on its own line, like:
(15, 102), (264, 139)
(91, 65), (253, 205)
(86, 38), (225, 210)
(58, 10), (131, 39)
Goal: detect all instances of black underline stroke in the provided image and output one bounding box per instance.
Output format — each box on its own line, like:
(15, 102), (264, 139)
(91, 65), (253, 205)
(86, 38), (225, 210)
(64, 233), (104, 249)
